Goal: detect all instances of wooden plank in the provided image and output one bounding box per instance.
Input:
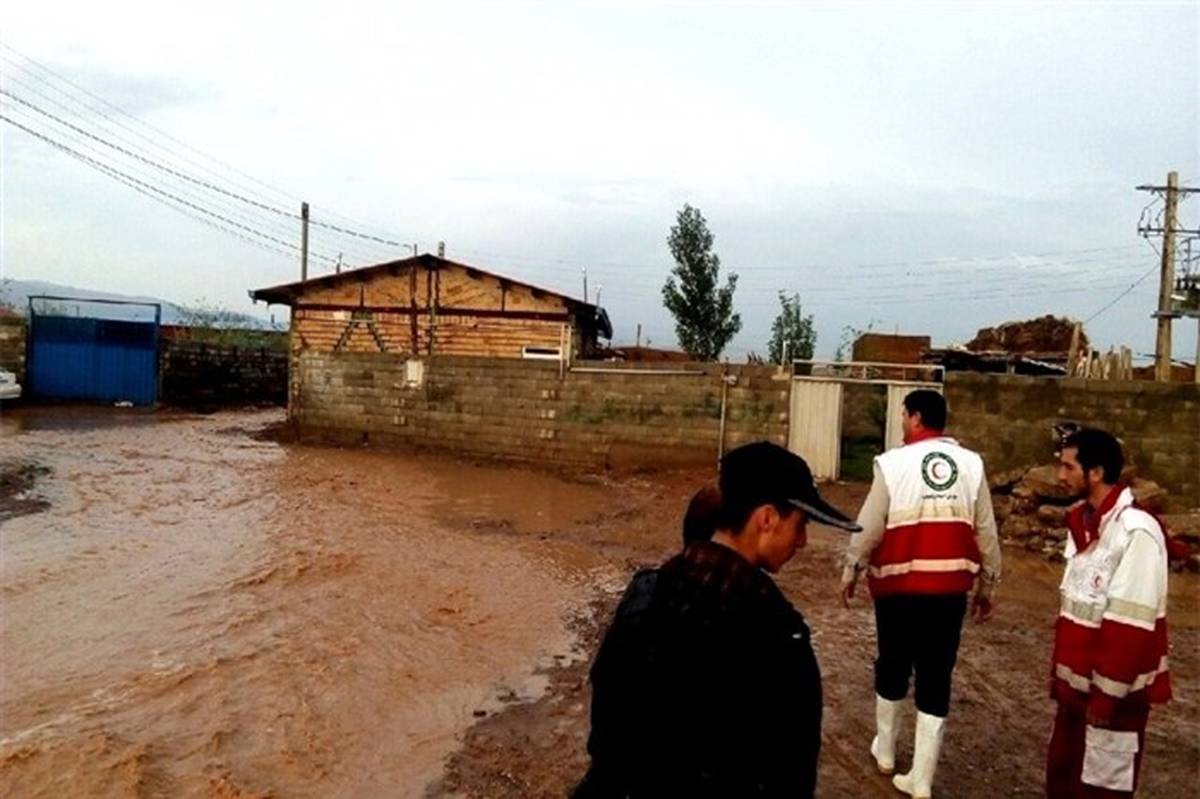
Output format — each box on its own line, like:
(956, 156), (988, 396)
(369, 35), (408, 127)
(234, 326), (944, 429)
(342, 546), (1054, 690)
(296, 282), (362, 304)
(1066, 322), (1082, 376)
(294, 303), (571, 322)
(504, 282), (570, 313)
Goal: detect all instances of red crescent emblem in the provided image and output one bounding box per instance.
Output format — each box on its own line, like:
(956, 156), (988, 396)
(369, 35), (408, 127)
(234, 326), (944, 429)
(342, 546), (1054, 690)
(931, 462), (947, 480)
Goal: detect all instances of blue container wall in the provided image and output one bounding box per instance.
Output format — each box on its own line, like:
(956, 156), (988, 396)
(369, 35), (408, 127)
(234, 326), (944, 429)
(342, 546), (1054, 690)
(29, 316), (158, 405)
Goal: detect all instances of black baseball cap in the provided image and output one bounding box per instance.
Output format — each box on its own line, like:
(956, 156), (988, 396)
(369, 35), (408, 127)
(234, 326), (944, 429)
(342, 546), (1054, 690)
(719, 441), (862, 533)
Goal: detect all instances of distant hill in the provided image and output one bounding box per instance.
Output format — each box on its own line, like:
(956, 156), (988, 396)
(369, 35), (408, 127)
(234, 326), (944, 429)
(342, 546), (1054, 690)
(0, 279), (286, 330)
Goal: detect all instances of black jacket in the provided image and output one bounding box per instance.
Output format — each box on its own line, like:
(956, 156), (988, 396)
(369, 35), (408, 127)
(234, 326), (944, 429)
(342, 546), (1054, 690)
(573, 541), (823, 798)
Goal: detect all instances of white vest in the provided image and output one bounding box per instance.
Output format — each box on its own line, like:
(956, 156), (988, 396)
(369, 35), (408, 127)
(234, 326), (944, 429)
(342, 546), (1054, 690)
(877, 437), (984, 529)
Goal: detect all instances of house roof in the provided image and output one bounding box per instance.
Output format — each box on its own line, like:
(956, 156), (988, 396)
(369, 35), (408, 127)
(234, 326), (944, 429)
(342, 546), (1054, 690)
(250, 253), (595, 311)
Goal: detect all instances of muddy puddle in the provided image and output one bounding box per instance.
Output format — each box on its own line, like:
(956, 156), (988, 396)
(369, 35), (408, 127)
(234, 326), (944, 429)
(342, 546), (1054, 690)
(0, 408), (623, 797)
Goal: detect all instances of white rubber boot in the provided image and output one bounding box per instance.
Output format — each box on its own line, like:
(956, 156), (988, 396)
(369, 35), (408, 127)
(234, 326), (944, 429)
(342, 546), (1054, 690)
(892, 711), (945, 798)
(870, 694), (902, 775)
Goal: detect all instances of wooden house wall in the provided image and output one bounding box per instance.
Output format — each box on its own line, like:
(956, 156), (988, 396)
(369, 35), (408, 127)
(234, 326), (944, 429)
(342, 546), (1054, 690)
(289, 264), (572, 358)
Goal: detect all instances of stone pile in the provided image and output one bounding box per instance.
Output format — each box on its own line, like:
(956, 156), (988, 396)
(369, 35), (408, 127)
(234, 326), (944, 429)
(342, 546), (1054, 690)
(990, 465), (1199, 572)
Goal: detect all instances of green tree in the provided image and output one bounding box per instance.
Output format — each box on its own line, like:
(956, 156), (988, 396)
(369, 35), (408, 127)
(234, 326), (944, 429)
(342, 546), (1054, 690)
(661, 204), (741, 360)
(834, 319), (879, 362)
(767, 292), (816, 363)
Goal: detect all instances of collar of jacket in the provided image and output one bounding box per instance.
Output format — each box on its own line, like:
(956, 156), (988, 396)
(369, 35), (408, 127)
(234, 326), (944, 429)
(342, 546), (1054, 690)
(673, 540), (792, 613)
(1066, 483), (1131, 552)
(904, 428), (947, 446)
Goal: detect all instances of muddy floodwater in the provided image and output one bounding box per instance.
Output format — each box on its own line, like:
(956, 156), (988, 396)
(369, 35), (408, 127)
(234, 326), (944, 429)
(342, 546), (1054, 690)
(1, 408), (1196, 798)
(0, 409), (621, 797)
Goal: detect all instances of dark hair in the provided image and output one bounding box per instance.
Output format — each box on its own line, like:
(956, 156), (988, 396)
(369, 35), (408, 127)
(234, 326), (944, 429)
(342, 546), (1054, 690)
(1061, 427), (1124, 484)
(903, 389), (947, 430)
(714, 497), (797, 535)
(682, 484), (722, 545)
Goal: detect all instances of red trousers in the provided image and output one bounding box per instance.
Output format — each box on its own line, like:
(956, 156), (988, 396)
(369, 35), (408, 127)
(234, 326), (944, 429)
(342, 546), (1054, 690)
(1046, 702), (1150, 798)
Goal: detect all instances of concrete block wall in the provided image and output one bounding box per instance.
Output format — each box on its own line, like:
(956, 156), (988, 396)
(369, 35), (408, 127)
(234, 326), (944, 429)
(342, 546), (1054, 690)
(945, 373), (1200, 509)
(160, 339), (288, 408)
(291, 353), (791, 469)
(0, 317), (26, 382)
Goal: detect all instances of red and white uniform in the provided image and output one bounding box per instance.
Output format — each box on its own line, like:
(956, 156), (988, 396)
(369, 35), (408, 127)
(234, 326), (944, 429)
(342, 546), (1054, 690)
(1047, 485), (1171, 797)
(847, 434), (1000, 597)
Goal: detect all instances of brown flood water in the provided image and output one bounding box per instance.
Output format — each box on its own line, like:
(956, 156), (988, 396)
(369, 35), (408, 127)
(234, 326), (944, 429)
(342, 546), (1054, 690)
(0, 408), (621, 797)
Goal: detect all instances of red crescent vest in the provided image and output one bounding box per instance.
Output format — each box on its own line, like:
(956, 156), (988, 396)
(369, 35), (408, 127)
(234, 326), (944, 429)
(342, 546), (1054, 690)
(868, 436), (984, 597)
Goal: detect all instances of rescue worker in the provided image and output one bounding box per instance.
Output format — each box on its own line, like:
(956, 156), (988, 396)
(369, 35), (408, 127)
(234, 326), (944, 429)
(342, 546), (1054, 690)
(1046, 427), (1171, 797)
(840, 389), (1001, 799)
(573, 441), (861, 798)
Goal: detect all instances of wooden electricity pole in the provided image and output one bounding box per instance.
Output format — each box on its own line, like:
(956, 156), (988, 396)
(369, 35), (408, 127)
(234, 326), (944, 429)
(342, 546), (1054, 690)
(1137, 172), (1200, 381)
(300, 201), (310, 282)
(1155, 172), (1179, 381)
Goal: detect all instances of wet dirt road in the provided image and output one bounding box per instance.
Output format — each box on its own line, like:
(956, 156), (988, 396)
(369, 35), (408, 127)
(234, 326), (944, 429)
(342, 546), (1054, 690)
(0, 408), (620, 797)
(1, 408), (1196, 797)
(436, 481), (1200, 798)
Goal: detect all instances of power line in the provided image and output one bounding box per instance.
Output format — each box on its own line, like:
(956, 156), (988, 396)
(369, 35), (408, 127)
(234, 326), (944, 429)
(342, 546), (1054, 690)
(0, 95), (360, 264)
(0, 44), (1152, 287)
(1083, 266), (1159, 324)
(0, 112), (338, 263)
(0, 71), (389, 266)
(0, 85), (411, 251)
(455, 243), (1144, 279)
(0, 49), (415, 254)
(0, 87), (306, 220)
(0, 43), (304, 211)
(579, 255), (1152, 303)
(0, 41), (1173, 306)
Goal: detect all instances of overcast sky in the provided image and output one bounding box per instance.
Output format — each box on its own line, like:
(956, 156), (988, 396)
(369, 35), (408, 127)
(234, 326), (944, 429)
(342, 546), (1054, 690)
(2, 1), (1197, 360)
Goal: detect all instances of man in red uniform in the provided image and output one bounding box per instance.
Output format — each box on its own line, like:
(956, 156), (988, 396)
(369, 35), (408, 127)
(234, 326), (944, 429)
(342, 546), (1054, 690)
(841, 390), (1001, 799)
(1047, 428), (1171, 797)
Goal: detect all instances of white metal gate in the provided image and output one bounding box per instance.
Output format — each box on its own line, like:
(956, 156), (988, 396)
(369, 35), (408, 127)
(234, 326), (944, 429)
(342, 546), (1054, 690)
(787, 361), (945, 481)
(788, 380), (844, 481)
(884, 381), (943, 451)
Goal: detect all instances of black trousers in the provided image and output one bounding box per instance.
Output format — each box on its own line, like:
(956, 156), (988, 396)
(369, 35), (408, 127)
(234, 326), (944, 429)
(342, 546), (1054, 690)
(873, 593), (967, 718)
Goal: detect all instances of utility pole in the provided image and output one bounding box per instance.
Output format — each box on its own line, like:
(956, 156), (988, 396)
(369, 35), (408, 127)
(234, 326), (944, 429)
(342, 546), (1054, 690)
(1155, 172), (1179, 382)
(300, 201), (310, 282)
(1137, 172), (1200, 381)
(582, 267), (588, 304)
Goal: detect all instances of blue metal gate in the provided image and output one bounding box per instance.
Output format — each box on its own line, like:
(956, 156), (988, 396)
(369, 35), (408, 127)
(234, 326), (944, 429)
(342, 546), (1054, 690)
(27, 297), (161, 406)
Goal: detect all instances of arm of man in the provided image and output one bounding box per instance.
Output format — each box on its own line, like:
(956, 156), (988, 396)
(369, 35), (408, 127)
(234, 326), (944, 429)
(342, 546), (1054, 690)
(971, 471), (1002, 621)
(841, 461), (889, 606)
(574, 569), (659, 797)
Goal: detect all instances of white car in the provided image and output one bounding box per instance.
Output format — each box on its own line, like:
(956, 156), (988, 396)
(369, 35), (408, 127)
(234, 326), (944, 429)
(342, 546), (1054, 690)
(0, 368), (21, 400)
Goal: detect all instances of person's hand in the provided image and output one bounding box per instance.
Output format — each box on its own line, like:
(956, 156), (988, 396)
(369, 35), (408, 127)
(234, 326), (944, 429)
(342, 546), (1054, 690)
(971, 593), (993, 622)
(840, 573), (857, 608)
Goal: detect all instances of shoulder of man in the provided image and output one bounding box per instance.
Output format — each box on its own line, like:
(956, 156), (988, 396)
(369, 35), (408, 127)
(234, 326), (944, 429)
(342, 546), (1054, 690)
(1115, 506), (1167, 545)
(613, 567), (660, 622)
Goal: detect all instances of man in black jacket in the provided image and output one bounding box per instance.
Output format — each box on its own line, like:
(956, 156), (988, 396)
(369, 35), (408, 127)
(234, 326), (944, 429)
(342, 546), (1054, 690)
(573, 441), (861, 798)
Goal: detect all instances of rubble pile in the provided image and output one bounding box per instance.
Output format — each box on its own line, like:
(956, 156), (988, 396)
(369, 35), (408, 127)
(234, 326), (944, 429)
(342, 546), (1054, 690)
(990, 465), (1200, 572)
(966, 315), (1085, 354)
